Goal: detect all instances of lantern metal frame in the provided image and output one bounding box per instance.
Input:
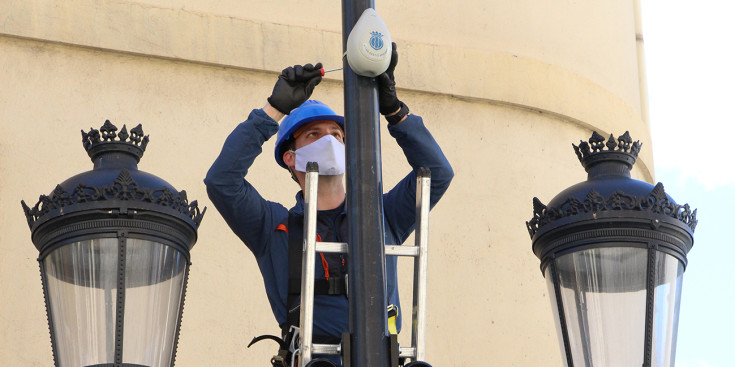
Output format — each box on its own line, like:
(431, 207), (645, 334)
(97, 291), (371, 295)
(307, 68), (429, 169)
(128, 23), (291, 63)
(526, 131), (697, 367)
(22, 121), (205, 367)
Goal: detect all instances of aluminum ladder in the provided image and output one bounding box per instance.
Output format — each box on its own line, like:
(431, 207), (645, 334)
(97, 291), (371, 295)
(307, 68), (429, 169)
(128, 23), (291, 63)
(296, 162), (431, 366)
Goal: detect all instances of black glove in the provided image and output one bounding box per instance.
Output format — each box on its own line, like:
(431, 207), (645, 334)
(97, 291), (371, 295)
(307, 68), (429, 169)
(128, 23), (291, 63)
(376, 43), (402, 115)
(267, 63), (323, 114)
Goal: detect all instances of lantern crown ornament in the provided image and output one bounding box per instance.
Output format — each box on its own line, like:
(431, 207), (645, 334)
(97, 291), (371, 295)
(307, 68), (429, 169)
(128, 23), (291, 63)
(525, 131), (696, 367)
(82, 119), (149, 162)
(21, 120), (204, 367)
(527, 131), (697, 247)
(22, 120), (205, 244)
(572, 131), (642, 171)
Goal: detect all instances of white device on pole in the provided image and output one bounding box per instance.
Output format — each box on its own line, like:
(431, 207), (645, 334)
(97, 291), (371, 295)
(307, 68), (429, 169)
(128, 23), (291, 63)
(346, 8), (392, 77)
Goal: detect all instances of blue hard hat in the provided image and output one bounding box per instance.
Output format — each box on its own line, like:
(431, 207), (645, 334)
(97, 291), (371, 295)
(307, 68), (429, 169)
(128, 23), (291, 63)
(274, 100), (344, 168)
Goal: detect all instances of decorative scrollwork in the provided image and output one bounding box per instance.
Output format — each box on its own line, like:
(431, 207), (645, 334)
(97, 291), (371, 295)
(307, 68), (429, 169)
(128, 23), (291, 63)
(526, 182), (697, 238)
(21, 170), (205, 229)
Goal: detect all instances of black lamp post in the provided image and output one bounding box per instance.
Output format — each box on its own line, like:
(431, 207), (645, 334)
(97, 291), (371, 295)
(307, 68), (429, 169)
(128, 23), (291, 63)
(526, 131), (697, 367)
(21, 121), (205, 367)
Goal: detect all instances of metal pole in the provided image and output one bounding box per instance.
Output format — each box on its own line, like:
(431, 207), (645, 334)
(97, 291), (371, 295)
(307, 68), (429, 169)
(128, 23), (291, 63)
(341, 1), (390, 366)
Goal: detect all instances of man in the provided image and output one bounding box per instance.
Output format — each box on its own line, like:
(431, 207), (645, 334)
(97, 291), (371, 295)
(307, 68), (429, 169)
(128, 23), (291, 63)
(204, 45), (453, 365)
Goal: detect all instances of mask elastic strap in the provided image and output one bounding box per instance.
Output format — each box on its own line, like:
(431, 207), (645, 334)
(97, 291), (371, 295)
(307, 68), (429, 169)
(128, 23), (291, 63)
(287, 166), (300, 184)
(285, 150), (300, 184)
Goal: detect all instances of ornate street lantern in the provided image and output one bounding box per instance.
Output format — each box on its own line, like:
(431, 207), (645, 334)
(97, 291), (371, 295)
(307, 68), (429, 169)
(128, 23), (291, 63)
(21, 121), (205, 367)
(526, 131), (697, 367)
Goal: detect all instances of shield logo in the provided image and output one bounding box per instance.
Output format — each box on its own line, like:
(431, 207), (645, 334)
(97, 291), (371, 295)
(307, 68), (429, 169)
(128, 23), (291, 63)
(369, 31), (384, 51)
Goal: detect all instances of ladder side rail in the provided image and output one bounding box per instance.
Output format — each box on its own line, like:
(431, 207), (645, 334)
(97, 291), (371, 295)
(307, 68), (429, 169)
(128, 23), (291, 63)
(299, 162), (320, 365)
(412, 167), (431, 362)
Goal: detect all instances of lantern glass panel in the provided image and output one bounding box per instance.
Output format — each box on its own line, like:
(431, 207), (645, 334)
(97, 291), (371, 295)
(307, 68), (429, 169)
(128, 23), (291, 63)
(123, 238), (187, 367)
(545, 246), (687, 367)
(544, 277), (568, 366)
(550, 246), (648, 366)
(651, 253), (684, 366)
(43, 238), (119, 367)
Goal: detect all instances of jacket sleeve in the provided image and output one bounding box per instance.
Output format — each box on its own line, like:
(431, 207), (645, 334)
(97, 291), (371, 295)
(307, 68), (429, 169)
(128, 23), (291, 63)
(383, 114), (454, 244)
(204, 109), (289, 258)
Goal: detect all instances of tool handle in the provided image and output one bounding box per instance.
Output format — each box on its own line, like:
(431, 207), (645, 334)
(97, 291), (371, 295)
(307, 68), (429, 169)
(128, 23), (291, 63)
(318, 67), (343, 76)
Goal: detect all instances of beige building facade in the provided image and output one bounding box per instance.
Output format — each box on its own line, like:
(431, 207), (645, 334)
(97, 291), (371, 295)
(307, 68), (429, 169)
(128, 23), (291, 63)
(0, 1), (653, 366)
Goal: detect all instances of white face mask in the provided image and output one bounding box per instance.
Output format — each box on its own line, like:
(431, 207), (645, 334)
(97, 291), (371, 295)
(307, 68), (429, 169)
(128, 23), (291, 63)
(293, 135), (346, 175)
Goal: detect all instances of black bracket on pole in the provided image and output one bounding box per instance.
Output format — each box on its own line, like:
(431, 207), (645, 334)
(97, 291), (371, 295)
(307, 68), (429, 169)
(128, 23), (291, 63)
(389, 334), (400, 367)
(341, 332), (352, 367)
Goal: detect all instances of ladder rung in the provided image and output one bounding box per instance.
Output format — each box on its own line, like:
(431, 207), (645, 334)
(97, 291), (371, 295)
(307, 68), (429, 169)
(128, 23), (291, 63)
(385, 245), (420, 257)
(399, 347), (417, 358)
(315, 242), (348, 253)
(314, 243), (420, 257)
(312, 343), (341, 355)
(310, 344), (416, 358)
(310, 345), (416, 358)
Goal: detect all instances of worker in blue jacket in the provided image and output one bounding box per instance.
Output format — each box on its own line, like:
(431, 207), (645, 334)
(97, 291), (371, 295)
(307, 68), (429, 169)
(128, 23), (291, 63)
(204, 44), (453, 366)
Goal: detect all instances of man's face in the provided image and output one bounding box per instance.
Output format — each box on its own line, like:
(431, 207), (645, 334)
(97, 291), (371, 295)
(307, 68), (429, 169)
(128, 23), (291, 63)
(292, 120), (344, 150)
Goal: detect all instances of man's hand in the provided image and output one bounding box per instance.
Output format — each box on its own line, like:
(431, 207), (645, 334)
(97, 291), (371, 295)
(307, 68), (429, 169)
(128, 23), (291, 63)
(267, 63), (323, 115)
(376, 43), (401, 115)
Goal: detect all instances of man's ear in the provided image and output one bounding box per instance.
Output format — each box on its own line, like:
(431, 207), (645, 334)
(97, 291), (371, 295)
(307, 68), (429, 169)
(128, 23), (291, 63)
(283, 150), (295, 168)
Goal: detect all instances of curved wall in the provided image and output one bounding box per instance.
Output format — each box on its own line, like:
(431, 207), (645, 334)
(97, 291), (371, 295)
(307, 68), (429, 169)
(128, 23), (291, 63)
(0, 1), (652, 365)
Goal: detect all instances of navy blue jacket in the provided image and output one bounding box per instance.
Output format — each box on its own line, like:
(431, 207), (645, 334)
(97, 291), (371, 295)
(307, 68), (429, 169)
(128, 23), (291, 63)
(204, 108), (453, 341)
